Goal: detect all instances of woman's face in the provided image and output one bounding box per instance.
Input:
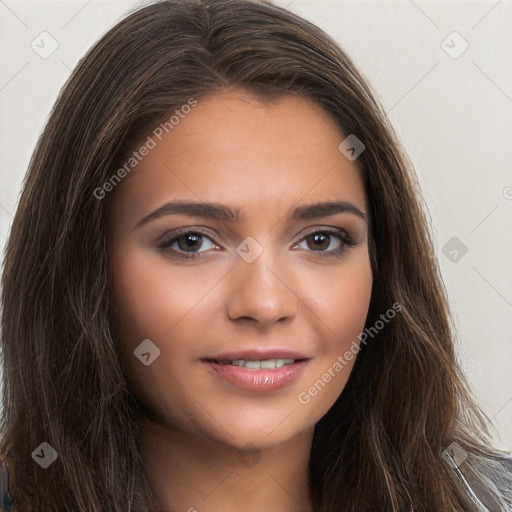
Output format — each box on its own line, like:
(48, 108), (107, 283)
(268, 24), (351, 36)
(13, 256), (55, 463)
(108, 89), (373, 450)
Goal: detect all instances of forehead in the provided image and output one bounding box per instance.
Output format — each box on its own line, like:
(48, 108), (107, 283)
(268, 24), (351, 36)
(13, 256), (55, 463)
(110, 89), (367, 226)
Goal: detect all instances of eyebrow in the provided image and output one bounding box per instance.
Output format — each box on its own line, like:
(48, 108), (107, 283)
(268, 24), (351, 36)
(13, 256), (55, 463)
(134, 200), (368, 230)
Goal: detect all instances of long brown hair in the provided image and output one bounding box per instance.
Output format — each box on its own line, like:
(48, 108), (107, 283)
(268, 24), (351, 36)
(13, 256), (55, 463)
(1, 1), (509, 510)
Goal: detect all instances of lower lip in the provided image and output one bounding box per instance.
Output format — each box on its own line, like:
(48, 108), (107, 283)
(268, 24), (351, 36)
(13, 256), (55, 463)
(201, 360), (308, 392)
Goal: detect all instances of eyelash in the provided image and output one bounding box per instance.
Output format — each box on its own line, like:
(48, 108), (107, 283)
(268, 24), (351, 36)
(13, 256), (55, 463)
(155, 227), (356, 260)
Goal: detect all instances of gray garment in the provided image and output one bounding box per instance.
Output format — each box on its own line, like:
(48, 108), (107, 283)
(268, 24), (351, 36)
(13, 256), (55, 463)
(443, 446), (512, 511)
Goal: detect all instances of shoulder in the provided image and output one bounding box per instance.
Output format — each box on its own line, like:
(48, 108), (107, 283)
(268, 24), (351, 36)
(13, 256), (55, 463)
(1, 458), (16, 512)
(446, 448), (512, 511)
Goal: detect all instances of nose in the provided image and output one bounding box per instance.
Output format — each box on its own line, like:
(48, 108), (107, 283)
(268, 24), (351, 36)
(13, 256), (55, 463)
(226, 249), (298, 327)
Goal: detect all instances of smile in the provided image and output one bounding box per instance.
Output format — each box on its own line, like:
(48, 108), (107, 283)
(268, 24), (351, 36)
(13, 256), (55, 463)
(211, 358), (296, 369)
(201, 359), (309, 392)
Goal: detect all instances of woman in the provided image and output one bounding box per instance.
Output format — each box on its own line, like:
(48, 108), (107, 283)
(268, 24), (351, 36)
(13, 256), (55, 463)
(1, 0), (510, 511)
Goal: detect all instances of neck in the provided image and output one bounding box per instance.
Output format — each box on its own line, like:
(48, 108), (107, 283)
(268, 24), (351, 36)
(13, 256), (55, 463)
(140, 419), (315, 512)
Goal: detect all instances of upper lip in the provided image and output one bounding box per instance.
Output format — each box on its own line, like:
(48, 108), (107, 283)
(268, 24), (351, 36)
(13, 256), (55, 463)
(203, 348), (311, 362)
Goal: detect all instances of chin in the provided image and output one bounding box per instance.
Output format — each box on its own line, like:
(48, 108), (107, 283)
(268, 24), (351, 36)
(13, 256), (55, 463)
(201, 413), (313, 453)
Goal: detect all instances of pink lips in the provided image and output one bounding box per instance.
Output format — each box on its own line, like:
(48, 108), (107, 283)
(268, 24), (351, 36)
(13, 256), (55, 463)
(201, 359), (309, 392)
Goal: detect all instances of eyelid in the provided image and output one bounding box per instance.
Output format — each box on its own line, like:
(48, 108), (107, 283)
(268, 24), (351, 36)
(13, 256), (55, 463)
(155, 227), (219, 250)
(295, 225), (355, 246)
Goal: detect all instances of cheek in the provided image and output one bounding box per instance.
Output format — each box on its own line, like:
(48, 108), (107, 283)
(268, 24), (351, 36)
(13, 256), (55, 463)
(109, 244), (224, 417)
(302, 254), (373, 350)
(110, 244), (222, 353)
(293, 256), (373, 415)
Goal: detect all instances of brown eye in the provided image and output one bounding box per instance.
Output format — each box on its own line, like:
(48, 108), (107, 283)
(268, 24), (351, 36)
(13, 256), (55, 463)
(176, 233), (204, 252)
(156, 229), (217, 258)
(305, 232), (337, 251)
(295, 228), (355, 257)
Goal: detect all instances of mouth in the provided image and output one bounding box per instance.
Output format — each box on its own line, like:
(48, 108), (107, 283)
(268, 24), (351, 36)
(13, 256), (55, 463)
(204, 357), (307, 369)
(201, 353), (311, 392)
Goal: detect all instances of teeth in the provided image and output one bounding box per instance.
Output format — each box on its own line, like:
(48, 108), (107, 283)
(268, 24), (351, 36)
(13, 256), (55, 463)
(216, 358), (295, 369)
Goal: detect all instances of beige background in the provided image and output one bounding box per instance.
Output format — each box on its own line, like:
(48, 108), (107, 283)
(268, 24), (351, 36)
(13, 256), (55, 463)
(0, 0), (511, 449)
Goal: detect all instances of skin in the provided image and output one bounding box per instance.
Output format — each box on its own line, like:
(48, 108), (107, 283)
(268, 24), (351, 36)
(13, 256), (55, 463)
(108, 89), (373, 512)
